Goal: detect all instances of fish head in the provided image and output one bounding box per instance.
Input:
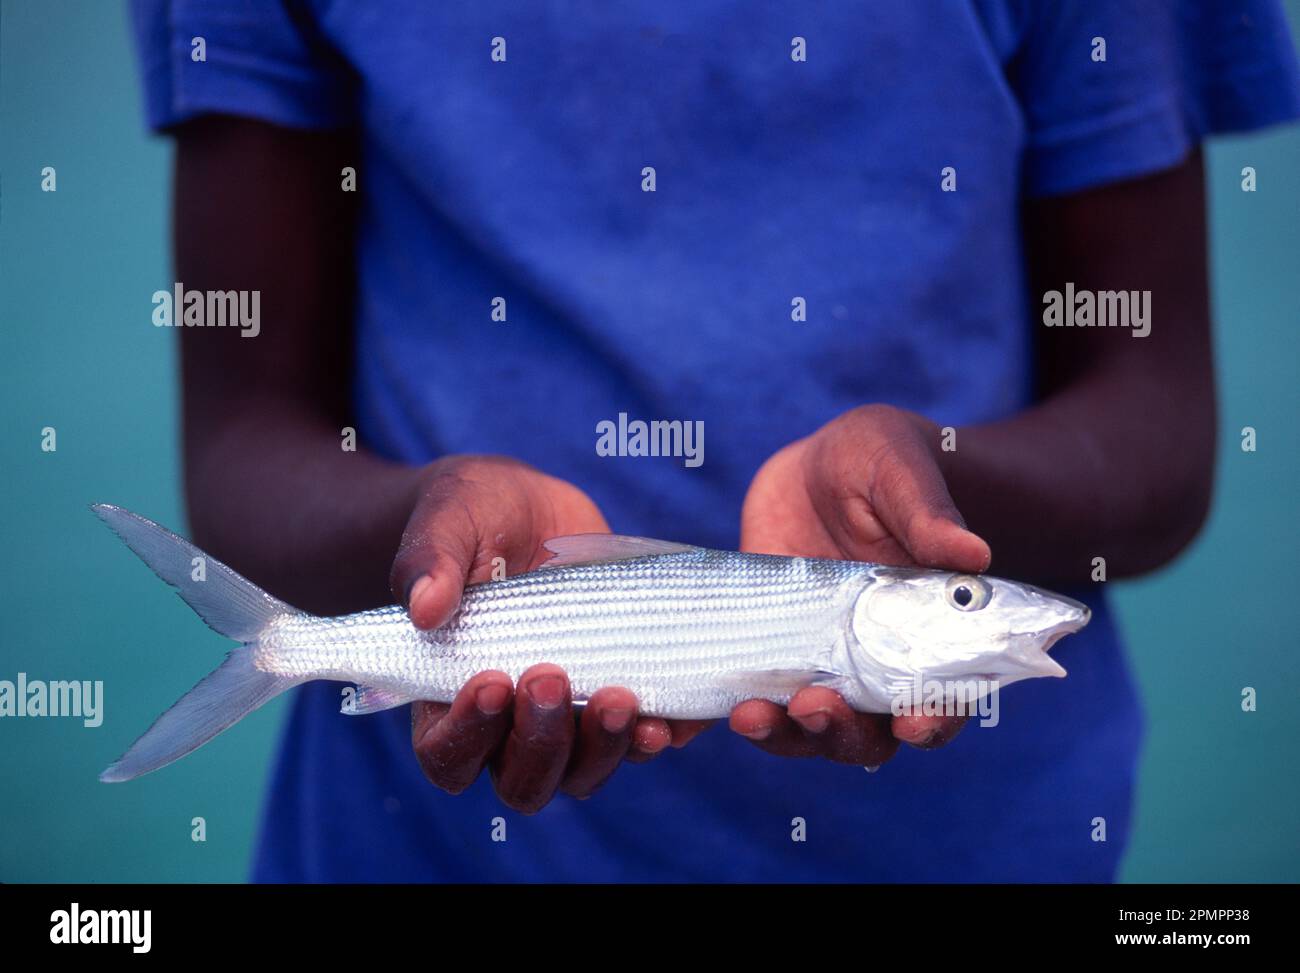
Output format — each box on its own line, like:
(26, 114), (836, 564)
(845, 568), (1090, 697)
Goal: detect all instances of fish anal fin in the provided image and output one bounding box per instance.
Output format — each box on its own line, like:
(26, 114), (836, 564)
(540, 533), (695, 568)
(344, 686), (416, 716)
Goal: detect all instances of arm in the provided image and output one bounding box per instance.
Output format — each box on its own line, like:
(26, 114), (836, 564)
(174, 116), (703, 812)
(174, 115), (410, 616)
(944, 148), (1214, 581)
(736, 150), (1214, 759)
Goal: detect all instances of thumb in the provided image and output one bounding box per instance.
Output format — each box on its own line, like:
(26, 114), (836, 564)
(860, 437), (991, 573)
(389, 498), (480, 630)
(390, 472), (534, 630)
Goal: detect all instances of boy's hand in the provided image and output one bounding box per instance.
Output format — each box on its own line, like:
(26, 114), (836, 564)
(392, 455), (710, 814)
(734, 404), (991, 766)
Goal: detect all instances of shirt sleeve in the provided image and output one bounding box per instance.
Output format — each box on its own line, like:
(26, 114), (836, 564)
(1009, 0), (1300, 197)
(129, 0), (356, 132)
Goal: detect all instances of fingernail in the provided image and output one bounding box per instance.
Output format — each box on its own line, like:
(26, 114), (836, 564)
(739, 726), (771, 741)
(600, 707), (633, 733)
(793, 710), (829, 734)
(475, 684), (509, 716)
(409, 574), (434, 612)
(863, 764), (882, 774)
(527, 675), (566, 710)
(919, 729), (942, 747)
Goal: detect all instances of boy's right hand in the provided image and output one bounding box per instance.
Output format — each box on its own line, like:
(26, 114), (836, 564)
(391, 455), (710, 814)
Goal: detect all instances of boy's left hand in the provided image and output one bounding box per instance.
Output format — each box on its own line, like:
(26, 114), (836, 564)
(733, 403), (992, 766)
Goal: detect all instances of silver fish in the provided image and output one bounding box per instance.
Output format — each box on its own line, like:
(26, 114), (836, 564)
(92, 504), (1089, 782)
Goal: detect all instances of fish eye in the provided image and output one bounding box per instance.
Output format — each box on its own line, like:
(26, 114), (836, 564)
(945, 575), (991, 612)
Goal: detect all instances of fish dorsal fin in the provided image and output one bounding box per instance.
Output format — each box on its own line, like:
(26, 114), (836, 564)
(541, 533), (695, 568)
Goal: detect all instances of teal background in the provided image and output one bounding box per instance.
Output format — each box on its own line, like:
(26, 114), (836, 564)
(1, 1), (1296, 883)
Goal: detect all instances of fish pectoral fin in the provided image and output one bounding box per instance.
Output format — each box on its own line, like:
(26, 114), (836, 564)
(540, 533), (696, 568)
(715, 668), (842, 698)
(344, 686), (417, 716)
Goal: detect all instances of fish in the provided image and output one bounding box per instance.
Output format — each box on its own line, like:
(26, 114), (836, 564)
(91, 503), (1090, 782)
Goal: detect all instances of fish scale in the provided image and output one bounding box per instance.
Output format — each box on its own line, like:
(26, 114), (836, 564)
(260, 550), (862, 717)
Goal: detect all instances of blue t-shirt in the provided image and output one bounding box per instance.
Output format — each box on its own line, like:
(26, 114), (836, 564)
(132, 1), (1299, 881)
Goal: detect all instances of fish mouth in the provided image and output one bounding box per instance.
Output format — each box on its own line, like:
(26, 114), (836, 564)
(1023, 585), (1092, 636)
(1024, 583), (1092, 629)
(1002, 646), (1069, 679)
(997, 604), (1088, 681)
(1055, 594), (1092, 631)
(1048, 606), (1091, 639)
(1035, 629), (1073, 673)
(1014, 605), (1090, 678)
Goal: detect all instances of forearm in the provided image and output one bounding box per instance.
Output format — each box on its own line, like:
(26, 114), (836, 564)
(169, 116), (417, 614)
(184, 401), (422, 616)
(941, 363), (1215, 584)
(945, 152), (1218, 584)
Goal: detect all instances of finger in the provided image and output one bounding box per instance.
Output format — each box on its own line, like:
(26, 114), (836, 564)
(390, 487), (485, 629)
(729, 698), (821, 757)
(891, 711), (969, 749)
(668, 719), (714, 748)
(390, 469), (535, 629)
(730, 693), (899, 767)
(411, 671), (514, 794)
(786, 687), (900, 765)
(860, 437), (990, 572)
(560, 686), (637, 798)
(622, 717), (672, 763)
(804, 410), (990, 572)
(401, 557), (471, 631)
(490, 664), (575, 814)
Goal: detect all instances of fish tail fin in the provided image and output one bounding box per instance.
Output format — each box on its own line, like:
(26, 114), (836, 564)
(91, 504), (307, 782)
(98, 651), (300, 783)
(91, 503), (296, 641)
